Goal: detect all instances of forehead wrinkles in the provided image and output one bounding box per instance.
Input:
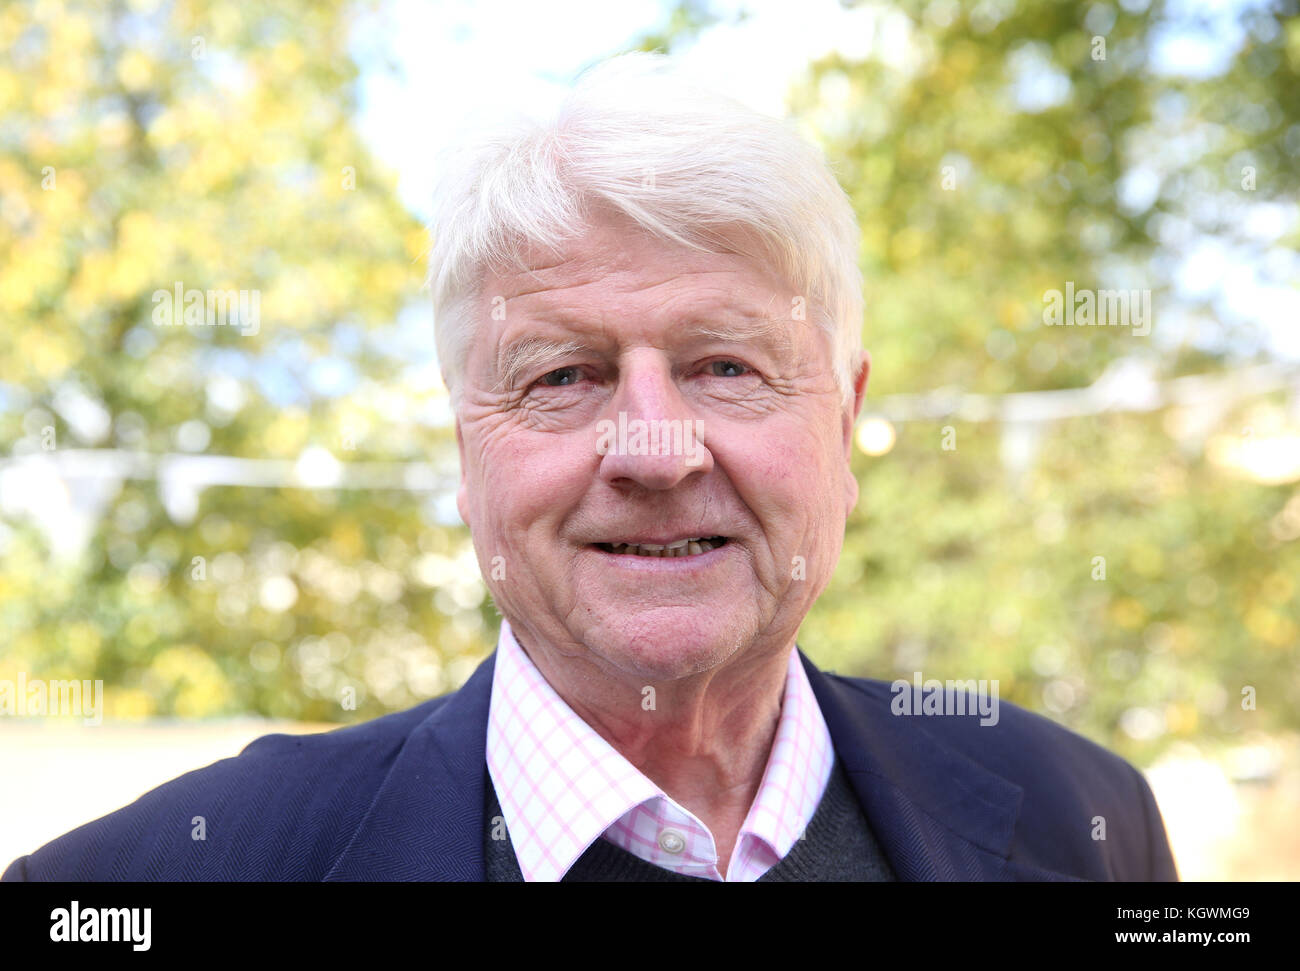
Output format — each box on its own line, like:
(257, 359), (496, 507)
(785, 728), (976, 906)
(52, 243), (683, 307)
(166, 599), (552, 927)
(489, 252), (605, 301)
(494, 257), (742, 308)
(486, 224), (641, 298)
(500, 278), (791, 343)
(478, 227), (806, 390)
(489, 215), (769, 302)
(489, 248), (789, 337)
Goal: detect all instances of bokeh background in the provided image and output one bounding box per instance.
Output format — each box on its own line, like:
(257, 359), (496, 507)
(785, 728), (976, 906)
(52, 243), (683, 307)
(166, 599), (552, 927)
(2, 0), (1298, 879)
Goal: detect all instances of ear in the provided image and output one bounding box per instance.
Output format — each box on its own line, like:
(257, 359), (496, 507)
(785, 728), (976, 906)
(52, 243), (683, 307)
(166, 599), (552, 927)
(455, 413), (471, 527)
(842, 349), (871, 513)
(841, 349), (871, 457)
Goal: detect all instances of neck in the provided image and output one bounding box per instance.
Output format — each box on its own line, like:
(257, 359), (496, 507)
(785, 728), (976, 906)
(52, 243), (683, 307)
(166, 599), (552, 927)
(510, 626), (793, 873)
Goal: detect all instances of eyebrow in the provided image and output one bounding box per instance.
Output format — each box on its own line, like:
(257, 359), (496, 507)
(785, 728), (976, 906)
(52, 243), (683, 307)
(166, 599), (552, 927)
(687, 313), (795, 354)
(495, 311), (797, 392)
(497, 336), (590, 393)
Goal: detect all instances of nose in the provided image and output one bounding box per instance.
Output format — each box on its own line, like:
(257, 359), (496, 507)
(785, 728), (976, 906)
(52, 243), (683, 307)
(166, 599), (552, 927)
(595, 352), (713, 490)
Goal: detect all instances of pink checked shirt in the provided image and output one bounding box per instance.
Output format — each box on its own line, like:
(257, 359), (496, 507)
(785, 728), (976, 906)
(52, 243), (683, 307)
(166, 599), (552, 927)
(485, 618), (835, 882)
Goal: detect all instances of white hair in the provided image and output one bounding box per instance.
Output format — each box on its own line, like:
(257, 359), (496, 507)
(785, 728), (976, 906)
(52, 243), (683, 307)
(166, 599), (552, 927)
(427, 51), (863, 408)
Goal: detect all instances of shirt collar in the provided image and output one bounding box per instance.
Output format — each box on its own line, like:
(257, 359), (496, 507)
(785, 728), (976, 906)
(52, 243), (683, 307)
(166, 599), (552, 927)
(486, 618), (834, 881)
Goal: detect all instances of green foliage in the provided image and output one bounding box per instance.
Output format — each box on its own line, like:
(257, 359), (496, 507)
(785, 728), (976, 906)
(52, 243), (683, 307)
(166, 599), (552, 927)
(783, 0), (1300, 762)
(0, 0), (481, 723)
(2, 0), (1298, 768)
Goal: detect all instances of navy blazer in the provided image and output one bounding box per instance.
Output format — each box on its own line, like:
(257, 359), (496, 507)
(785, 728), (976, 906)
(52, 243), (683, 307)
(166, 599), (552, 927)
(3, 650), (1177, 881)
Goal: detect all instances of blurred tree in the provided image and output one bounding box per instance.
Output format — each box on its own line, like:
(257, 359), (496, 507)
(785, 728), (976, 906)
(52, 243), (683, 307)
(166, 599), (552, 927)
(776, 0), (1300, 762)
(0, 0), (483, 723)
(2, 0), (1297, 772)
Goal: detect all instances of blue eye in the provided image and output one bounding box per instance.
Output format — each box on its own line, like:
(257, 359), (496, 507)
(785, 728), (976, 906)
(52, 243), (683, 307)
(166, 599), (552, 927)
(709, 360), (748, 377)
(540, 367), (582, 386)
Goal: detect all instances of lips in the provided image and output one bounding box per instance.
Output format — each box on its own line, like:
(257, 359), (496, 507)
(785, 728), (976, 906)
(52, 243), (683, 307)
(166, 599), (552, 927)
(594, 536), (729, 557)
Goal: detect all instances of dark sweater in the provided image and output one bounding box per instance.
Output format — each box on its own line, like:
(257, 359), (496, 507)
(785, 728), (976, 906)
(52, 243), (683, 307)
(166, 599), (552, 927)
(484, 755), (897, 881)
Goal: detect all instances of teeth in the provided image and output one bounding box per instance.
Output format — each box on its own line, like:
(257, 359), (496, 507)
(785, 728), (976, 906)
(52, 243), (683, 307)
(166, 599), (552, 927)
(605, 537), (723, 557)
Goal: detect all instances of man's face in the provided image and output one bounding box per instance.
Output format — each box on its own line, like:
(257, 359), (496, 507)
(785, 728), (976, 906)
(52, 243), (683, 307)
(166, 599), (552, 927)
(456, 213), (868, 684)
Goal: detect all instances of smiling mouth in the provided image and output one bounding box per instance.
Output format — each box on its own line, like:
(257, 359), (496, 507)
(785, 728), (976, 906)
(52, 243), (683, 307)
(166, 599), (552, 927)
(594, 536), (729, 558)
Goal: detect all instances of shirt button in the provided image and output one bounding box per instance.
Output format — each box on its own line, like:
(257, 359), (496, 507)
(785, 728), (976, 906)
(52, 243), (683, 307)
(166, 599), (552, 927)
(658, 829), (686, 854)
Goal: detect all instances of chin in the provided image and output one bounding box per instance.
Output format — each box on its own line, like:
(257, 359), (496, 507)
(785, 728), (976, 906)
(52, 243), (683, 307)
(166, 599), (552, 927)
(581, 607), (754, 682)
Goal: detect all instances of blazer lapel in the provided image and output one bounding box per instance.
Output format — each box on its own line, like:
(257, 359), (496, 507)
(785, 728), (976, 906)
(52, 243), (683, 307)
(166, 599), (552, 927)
(328, 647), (1056, 881)
(325, 652), (497, 881)
(799, 651), (1031, 881)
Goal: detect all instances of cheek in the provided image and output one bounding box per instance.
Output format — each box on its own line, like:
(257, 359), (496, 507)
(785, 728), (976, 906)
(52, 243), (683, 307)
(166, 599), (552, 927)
(753, 424), (839, 495)
(722, 426), (843, 541)
(472, 426), (595, 536)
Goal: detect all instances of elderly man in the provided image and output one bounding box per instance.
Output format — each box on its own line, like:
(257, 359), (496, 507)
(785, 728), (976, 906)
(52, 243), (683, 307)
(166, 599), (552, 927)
(5, 54), (1176, 882)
